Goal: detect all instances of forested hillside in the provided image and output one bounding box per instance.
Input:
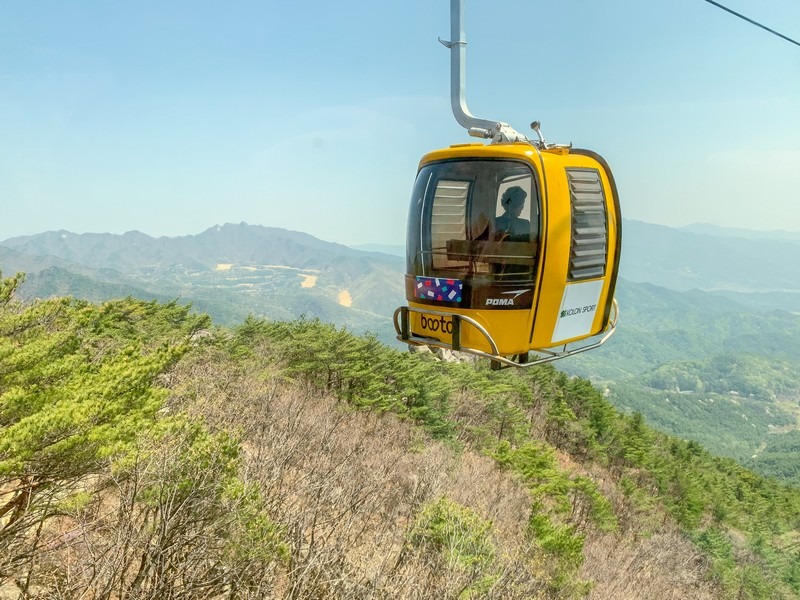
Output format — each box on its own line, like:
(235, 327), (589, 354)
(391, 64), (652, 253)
(4, 223), (800, 488)
(1, 272), (798, 599)
(564, 280), (800, 483)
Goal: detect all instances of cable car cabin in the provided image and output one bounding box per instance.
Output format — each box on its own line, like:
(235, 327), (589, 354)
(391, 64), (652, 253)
(394, 141), (621, 368)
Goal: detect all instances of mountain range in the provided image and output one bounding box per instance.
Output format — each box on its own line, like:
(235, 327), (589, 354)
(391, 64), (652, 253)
(621, 220), (800, 311)
(1, 223), (404, 343)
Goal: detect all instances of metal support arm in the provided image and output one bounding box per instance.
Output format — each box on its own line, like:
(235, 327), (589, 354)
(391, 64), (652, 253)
(440, 0), (528, 144)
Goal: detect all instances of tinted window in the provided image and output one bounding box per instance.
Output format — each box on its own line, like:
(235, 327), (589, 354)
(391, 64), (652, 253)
(407, 159), (540, 282)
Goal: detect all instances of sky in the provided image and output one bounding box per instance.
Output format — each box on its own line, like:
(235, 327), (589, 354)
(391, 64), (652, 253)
(1, 0), (799, 246)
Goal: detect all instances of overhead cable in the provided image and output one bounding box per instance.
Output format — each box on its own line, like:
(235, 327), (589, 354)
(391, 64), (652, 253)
(702, 0), (800, 48)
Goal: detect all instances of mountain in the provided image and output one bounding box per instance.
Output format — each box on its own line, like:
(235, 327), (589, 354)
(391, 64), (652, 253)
(558, 276), (800, 474)
(21, 266), (171, 304)
(1, 223), (406, 343)
(621, 220), (800, 291)
(620, 219), (800, 311)
(2, 224), (392, 273)
(680, 222), (800, 243)
(8, 220), (799, 317)
(349, 243), (405, 257)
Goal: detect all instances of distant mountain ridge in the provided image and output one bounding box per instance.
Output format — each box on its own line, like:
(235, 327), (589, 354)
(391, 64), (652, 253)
(620, 219), (800, 311)
(679, 222), (800, 243)
(350, 243), (405, 257)
(2, 223), (376, 273)
(0, 223), (405, 342)
(4, 219), (799, 332)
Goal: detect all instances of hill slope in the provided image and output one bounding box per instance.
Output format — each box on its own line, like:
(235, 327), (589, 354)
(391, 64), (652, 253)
(2, 281), (797, 599)
(3, 221), (799, 485)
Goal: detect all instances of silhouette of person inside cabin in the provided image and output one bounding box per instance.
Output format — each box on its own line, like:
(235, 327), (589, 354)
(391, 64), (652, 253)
(494, 186), (530, 242)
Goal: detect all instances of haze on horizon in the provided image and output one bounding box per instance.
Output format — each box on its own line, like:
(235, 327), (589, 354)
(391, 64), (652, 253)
(2, 1), (799, 246)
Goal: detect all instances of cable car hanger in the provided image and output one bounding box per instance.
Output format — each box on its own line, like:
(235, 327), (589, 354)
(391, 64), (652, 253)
(435, 0), (567, 149)
(394, 0), (622, 369)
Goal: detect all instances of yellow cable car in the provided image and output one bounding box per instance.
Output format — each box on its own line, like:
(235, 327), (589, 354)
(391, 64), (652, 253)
(394, 0), (621, 368)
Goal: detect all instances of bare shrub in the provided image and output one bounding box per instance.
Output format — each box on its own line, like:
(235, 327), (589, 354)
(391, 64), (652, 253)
(170, 350), (587, 598)
(581, 526), (720, 600)
(22, 424), (285, 600)
(164, 345), (724, 599)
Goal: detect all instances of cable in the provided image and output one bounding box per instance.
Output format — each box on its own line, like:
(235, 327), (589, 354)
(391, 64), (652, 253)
(702, 0), (800, 48)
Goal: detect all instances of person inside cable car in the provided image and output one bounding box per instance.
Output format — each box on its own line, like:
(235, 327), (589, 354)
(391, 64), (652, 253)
(494, 185), (530, 242)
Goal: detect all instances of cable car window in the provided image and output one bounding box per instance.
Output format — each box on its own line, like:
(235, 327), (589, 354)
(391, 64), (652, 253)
(567, 168), (607, 281)
(409, 159), (539, 282)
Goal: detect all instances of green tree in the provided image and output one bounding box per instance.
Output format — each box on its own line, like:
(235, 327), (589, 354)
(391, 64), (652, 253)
(0, 273), (210, 585)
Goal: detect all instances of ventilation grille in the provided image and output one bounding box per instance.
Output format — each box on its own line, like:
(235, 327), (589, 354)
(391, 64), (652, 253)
(567, 169), (607, 281)
(431, 180), (468, 267)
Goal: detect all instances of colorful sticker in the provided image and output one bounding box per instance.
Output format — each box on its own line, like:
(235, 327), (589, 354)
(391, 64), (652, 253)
(415, 276), (463, 303)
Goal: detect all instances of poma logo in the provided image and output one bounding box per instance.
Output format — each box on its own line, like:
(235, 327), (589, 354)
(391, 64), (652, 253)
(486, 298), (514, 306)
(486, 289), (528, 307)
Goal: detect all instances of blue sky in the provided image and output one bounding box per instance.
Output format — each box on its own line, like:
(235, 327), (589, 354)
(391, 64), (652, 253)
(1, 0), (799, 245)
